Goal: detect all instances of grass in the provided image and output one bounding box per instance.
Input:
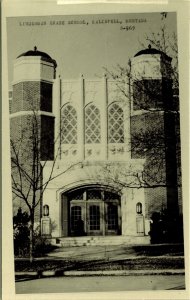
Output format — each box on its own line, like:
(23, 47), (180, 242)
(15, 244), (185, 272)
(131, 244), (184, 256)
(15, 257), (185, 272)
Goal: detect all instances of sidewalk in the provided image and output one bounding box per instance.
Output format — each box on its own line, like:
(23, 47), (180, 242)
(15, 269), (185, 278)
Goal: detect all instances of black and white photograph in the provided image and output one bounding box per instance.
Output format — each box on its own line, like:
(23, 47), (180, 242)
(2, 1), (189, 299)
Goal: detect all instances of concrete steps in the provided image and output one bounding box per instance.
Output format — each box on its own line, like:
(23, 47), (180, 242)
(53, 235), (150, 247)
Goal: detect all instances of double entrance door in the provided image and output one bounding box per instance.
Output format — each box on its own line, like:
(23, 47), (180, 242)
(68, 188), (121, 236)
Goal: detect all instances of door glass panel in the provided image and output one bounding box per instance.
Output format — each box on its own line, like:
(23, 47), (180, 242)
(89, 205), (100, 230)
(107, 204), (118, 230)
(71, 206), (81, 232)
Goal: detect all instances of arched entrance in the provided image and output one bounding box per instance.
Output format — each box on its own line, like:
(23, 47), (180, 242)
(62, 186), (121, 236)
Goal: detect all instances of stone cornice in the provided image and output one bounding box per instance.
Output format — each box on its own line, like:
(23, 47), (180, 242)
(10, 110), (55, 119)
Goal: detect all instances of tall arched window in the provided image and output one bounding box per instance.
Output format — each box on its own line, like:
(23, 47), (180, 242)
(61, 105), (77, 144)
(108, 103), (124, 143)
(85, 104), (101, 143)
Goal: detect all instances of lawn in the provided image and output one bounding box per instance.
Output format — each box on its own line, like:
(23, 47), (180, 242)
(15, 257), (185, 272)
(15, 243), (185, 272)
(131, 243), (184, 256)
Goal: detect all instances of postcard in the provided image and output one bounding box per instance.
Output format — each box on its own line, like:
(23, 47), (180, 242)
(2, 1), (189, 300)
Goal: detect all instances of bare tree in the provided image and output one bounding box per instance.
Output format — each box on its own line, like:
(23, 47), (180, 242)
(10, 110), (79, 262)
(102, 15), (179, 187)
(101, 16), (181, 228)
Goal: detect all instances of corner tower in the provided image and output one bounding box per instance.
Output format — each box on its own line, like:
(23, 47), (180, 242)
(10, 47), (57, 216)
(131, 45), (179, 219)
(10, 46), (57, 160)
(131, 44), (173, 110)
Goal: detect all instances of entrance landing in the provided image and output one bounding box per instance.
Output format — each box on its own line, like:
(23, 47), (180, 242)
(52, 235), (150, 247)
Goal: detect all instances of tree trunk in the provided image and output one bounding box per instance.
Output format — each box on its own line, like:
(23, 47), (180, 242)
(29, 217), (34, 263)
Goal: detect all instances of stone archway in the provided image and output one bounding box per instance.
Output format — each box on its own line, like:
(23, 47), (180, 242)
(61, 185), (121, 237)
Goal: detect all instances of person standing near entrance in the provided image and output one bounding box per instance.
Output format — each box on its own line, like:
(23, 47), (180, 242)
(76, 217), (85, 236)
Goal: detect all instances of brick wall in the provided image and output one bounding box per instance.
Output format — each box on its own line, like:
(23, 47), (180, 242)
(40, 82), (52, 112)
(12, 82), (23, 113)
(11, 81), (53, 113)
(131, 110), (179, 218)
(131, 112), (165, 160)
(40, 115), (54, 161)
(144, 187), (167, 219)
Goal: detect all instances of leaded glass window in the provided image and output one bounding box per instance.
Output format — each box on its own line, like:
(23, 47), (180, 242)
(69, 190), (83, 201)
(85, 104), (101, 143)
(104, 191), (120, 201)
(61, 105), (77, 144)
(108, 103), (124, 143)
(87, 190), (101, 200)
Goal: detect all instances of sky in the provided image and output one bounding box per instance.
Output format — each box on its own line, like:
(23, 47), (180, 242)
(6, 12), (177, 88)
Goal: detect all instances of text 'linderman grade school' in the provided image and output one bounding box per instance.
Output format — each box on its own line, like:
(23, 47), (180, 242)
(19, 18), (147, 26)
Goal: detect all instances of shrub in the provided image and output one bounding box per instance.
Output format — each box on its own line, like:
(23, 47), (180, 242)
(13, 210), (57, 257)
(149, 209), (184, 244)
(13, 208), (30, 257)
(33, 226), (57, 257)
